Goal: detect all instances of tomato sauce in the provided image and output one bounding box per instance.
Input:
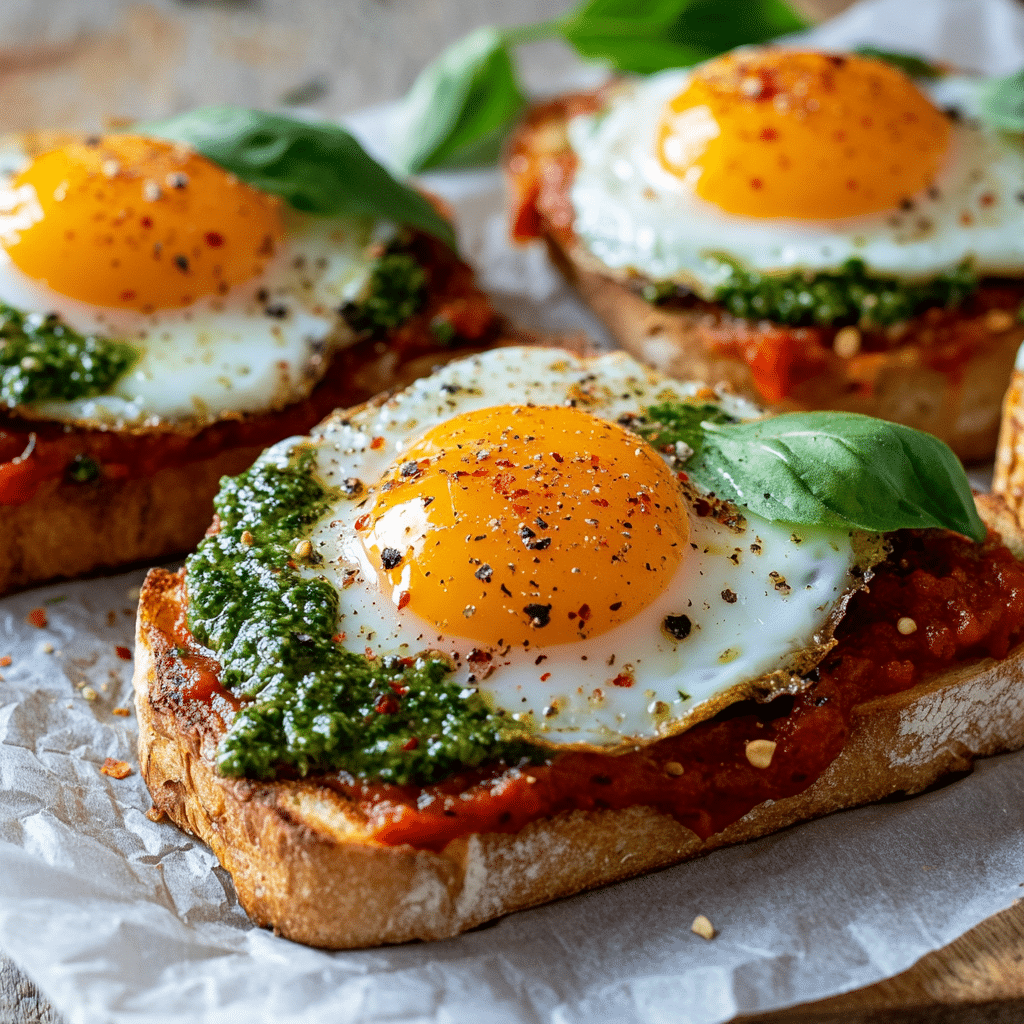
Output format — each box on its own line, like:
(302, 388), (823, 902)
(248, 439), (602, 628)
(152, 528), (1024, 852)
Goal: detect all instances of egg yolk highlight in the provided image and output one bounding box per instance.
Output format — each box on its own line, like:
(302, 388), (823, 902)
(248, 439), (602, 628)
(359, 405), (690, 647)
(656, 50), (951, 220)
(1, 135), (284, 311)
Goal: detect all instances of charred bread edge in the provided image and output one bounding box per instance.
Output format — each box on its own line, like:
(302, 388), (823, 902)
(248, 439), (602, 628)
(508, 103), (1024, 463)
(133, 491), (1024, 949)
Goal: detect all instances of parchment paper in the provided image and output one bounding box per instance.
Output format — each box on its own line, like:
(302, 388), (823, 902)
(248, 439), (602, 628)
(3, 2), (1024, 1022)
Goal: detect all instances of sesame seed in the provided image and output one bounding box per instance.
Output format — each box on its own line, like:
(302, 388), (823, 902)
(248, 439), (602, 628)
(294, 539), (312, 558)
(82, 686), (98, 702)
(241, 530), (254, 547)
(664, 761), (684, 776)
(897, 616), (918, 635)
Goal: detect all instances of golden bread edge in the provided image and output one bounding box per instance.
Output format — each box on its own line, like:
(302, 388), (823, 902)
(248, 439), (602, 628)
(133, 492), (1024, 949)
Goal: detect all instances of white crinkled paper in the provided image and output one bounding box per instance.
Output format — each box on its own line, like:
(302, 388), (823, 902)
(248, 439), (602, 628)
(4, 2), (1024, 1021)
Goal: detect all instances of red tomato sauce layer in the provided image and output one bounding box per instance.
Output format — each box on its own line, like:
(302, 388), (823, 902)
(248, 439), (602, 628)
(0, 234), (495, 507)
(161, 528), (1024, 852)
(336, 529), (1024, 851)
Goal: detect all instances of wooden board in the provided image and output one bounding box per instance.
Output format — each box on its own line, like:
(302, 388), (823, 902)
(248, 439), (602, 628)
(3, 0), (1024, 1021)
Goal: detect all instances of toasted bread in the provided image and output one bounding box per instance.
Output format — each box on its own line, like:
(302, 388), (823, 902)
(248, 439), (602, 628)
(133, 424), (1024, 948)
(505, 96), (1024, 463)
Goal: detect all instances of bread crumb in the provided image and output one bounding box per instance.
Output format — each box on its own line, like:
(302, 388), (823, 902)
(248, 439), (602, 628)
(745, 739), (777, 769)
(81, 686), (98, 702)
(115, 645), (132, 660)
(100, 758), (132, 779)
(41, 643), (54, 654)
(691, 914), (716, 940)
(126, 586), (142, 602)
(146, 806), (168, 823)
(112, 707), (131, 717)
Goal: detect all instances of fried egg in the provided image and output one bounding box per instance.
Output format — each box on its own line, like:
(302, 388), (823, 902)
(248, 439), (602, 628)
(568, 49), (1024, 293)
(0, 134), (393, 428)
(277, 347), (880, 750)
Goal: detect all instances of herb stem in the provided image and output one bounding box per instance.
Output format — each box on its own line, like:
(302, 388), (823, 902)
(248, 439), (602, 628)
(500, 19), (562, 47)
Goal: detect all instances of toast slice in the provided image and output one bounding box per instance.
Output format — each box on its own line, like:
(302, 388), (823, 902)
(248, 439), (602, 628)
(133, 483), (1024, 947)
(506, 96), (1024, 463)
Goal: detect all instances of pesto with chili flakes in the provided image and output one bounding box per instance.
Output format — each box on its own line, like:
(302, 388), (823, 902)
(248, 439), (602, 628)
(0, 304), (137, 406)
(641, 257), (978, 328)
(185, 446), (536, 785)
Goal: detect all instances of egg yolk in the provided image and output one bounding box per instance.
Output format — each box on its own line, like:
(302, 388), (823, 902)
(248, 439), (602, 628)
(1, 135), (284, 311)
(358, 405), (689, 647)
(656, 50), (951, 220)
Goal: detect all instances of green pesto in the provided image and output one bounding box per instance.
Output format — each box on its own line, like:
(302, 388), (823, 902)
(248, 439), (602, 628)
(642, 258), (978, 328)
(0, 305), (137, 406)
(185, 448), (536, 784)
(341, 251), (428, 337)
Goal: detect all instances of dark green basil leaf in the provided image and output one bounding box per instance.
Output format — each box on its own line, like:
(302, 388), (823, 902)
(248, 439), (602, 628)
(686, 412), (985, 541)
(559, 0), (809, 74)
(852, 45), (942, 80)
(143, 107), (456, 249)
(980, 68), (1024, 132)
(398, 27), (528, 173)
(636, 400), (735, 451)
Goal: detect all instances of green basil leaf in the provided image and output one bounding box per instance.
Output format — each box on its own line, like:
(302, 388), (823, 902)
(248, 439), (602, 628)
(852, 45), (942, 80)
(685, 412), (985, 541)
(398, 27), (528, 173)
(559, 0), (809, 74)
(143, 107), (456, 248)
(980, 68), (1024, 132)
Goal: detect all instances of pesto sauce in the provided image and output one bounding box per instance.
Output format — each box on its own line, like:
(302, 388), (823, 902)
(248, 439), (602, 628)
(186, 449), (536, 784)
(340, 250), (428, 337)
(642, 258), (978, 328)
(0, 304), (137, 405)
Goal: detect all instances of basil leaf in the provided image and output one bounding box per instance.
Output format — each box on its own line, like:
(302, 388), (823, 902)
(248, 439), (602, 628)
(853, 45), (942, 80)
(686, 412), (985, 541)
(560, 0), (809, 74)
(398, 27), (528, 173)
(144, 107), (456, 248)
(980, 68), (1024, 132)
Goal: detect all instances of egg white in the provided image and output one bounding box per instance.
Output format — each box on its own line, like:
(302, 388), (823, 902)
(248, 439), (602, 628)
(276, 347), (873, 750)
(0, 141), (394, 428)
(568, 66), (1024, 293)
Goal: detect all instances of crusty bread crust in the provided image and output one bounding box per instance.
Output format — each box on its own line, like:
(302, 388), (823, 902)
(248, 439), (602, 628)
(507, 98), (1024, 463)
(133, 493), (1024, 949)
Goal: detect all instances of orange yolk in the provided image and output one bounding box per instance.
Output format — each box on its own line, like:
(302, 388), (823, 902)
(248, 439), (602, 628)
(656, 50), (951, 220)
(358, 405), (689, 647)
(2, 135), (284, 311)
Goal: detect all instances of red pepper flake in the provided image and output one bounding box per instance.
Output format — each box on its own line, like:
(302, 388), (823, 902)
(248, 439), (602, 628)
(0, 656), (10, 667)
(611, 672), (634, 688)
(397, 590), (411, 610)
(354, 514), (370, 531)
(980, 192), (995, 207)
(139, 216), (153, 229)
(578, 604), (592, 621)
(551, 452), (564, 464)
(402, 736), (419, 751)
(115, 646), (132, 661)
(374, 693), (399, 714)
(591, 498), (609, 507)
(331, 632), (347, 642)
(100, 758), (132, 779)
(27, 608), (47, 629)
(751, 177), (763, 190)
(590, 455), (600, 466)
(365, 647), (377, 660)
(677, 471), (689, 482)
(370, 436), (385, 450)
(759, 126), (778, 141)
(205, 231), (224, 247)
(388, 681), (409, 697)
(120, 289), (136, 302)
(112, 707), (131, 717)
(540, 672), (551, 682)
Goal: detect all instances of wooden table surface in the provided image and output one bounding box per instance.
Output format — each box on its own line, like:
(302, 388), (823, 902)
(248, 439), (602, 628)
(3, 1), (1024, 1021)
